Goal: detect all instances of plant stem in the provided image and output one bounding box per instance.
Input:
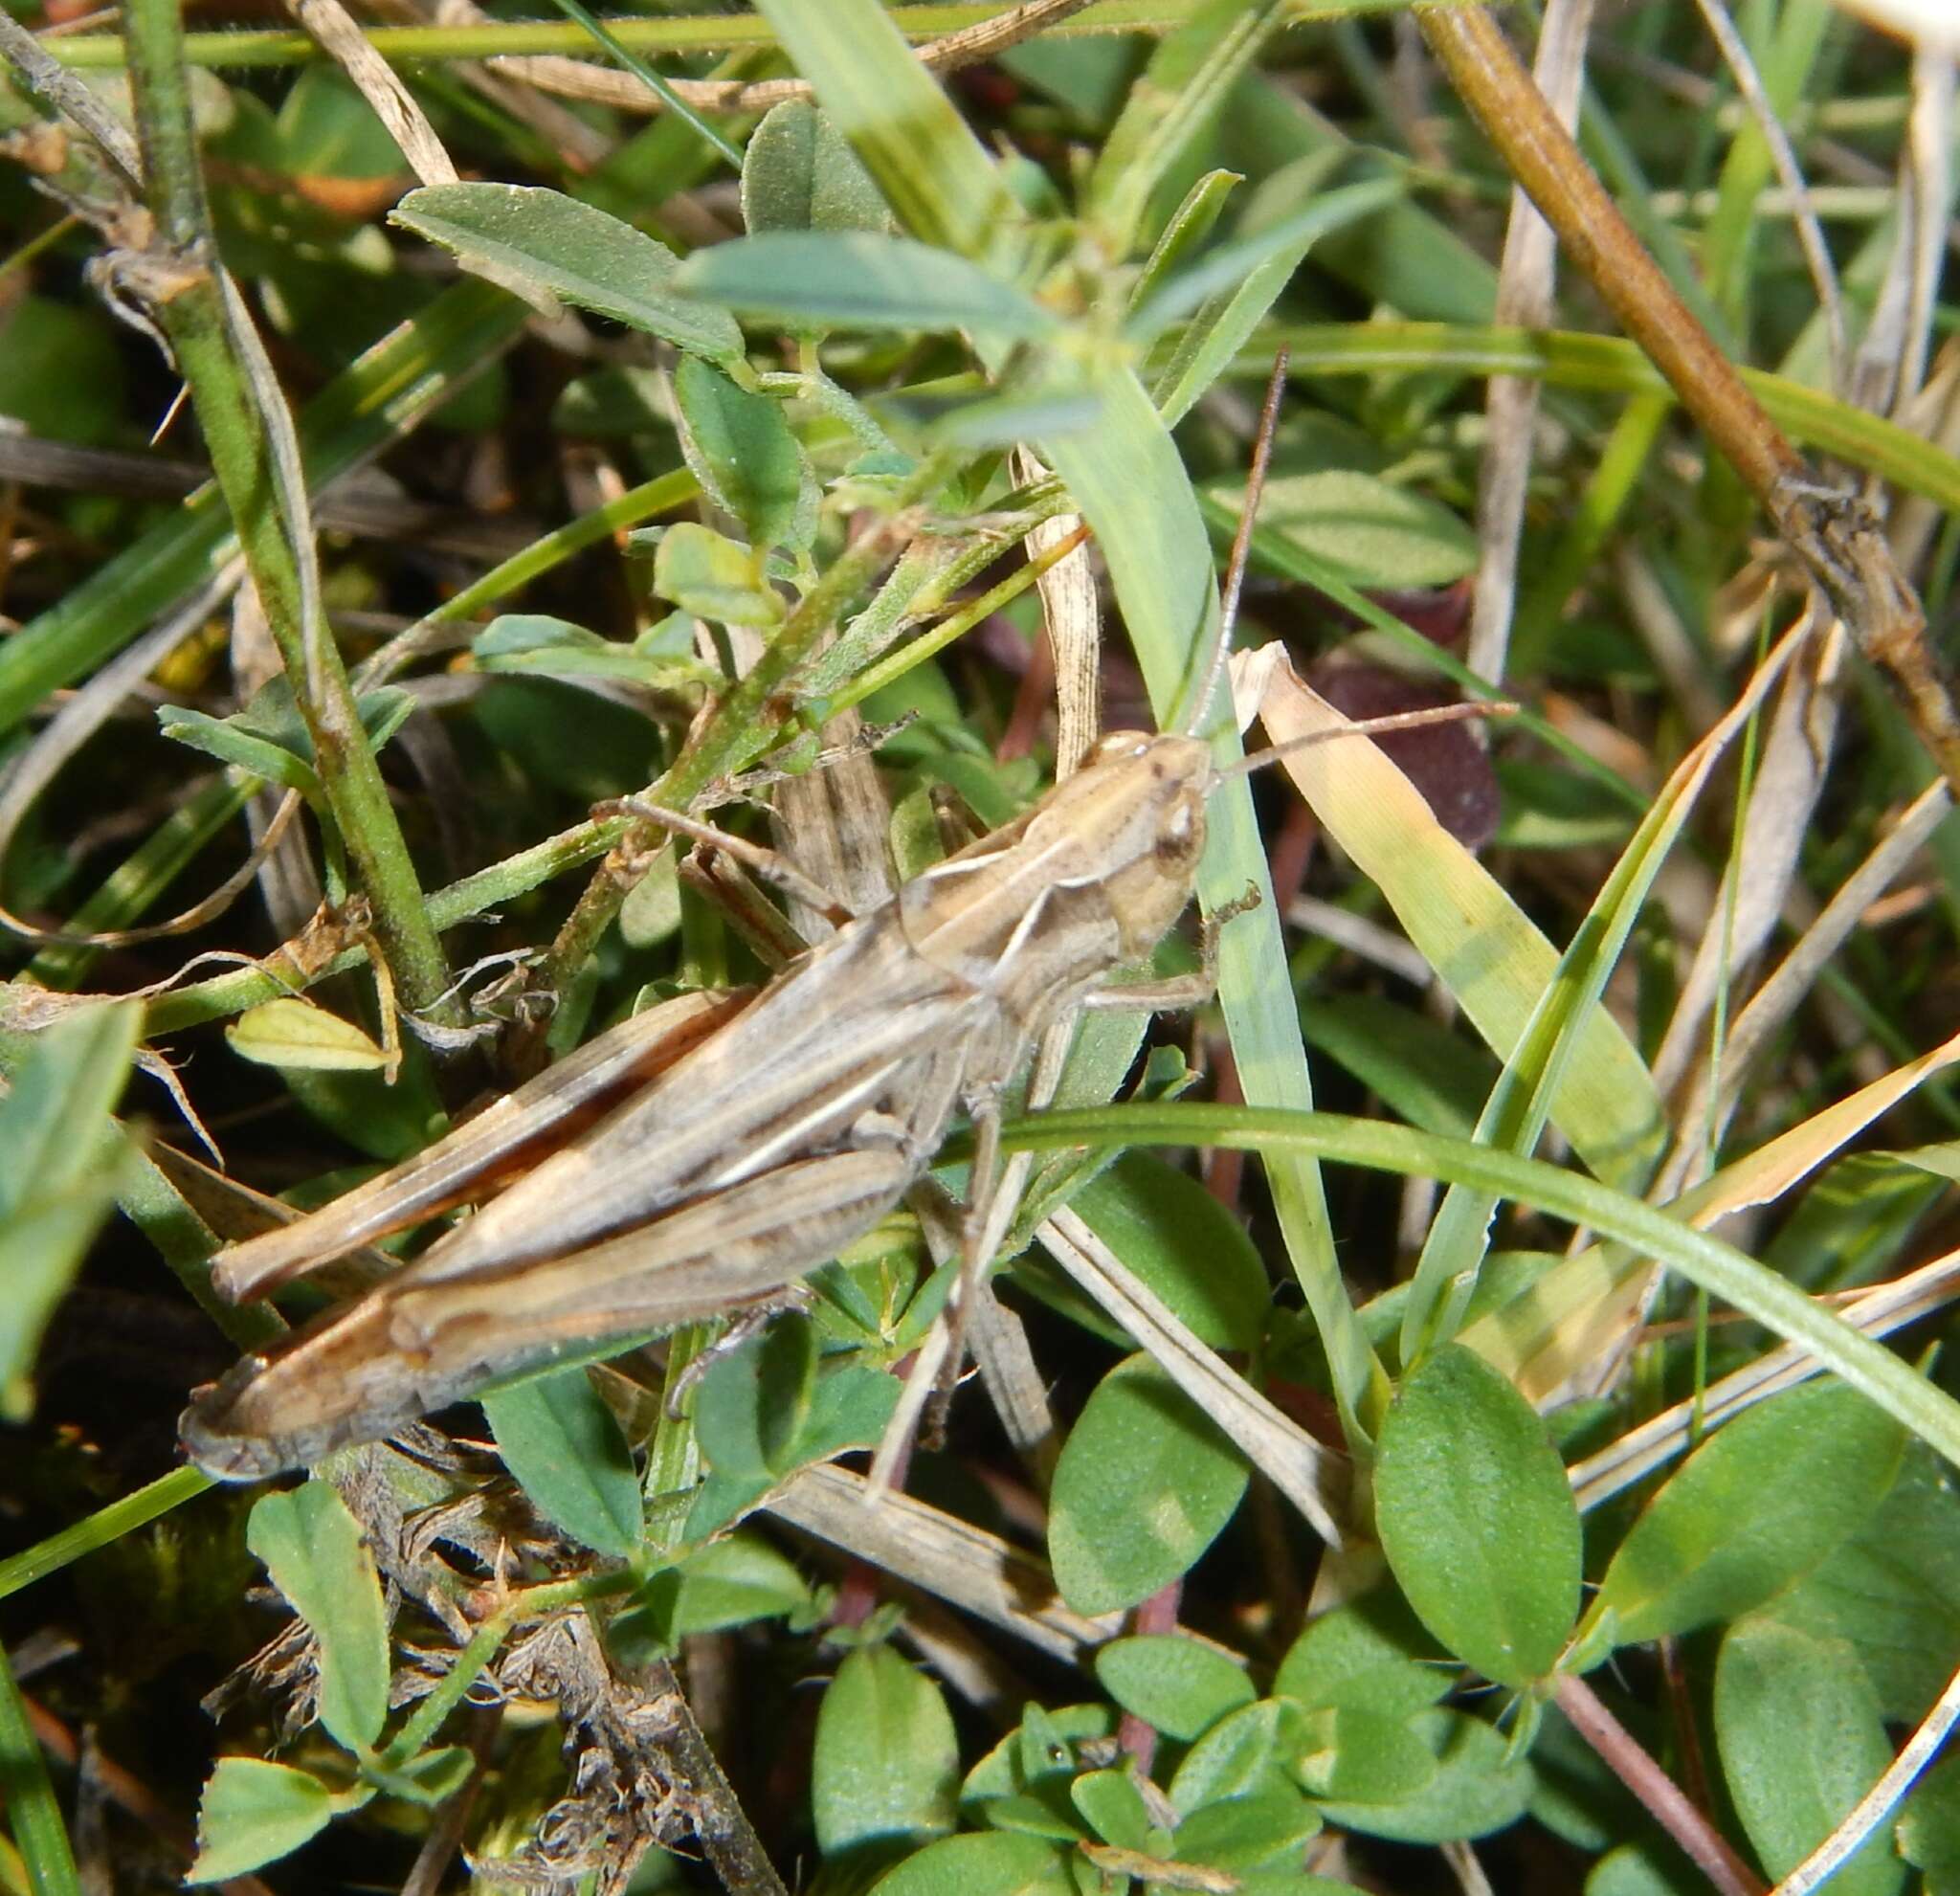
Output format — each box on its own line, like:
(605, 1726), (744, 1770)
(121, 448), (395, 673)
(122, 0), (456, 1019)
(1554, 1675), (1764, 1896)
(1413, 3), (1960, 797)
(0, 1467), (213, 1602)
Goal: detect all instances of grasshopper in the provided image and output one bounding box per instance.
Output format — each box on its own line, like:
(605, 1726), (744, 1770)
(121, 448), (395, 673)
(181, 363), (1496, 1483)
(181, 721), (1218, 1479)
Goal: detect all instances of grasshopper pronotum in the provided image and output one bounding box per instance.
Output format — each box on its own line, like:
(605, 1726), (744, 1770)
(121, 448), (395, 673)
(181, 359), (1496, 1482)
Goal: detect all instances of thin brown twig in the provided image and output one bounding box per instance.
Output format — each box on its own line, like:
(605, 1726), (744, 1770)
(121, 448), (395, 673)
(1554, 1674), (1766, 1896)
(1413, 3), (1960, 797)
(485, 0), (1098, 117)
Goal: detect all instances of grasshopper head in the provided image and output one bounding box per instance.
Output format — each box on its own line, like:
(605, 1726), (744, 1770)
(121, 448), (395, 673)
(1078, 729), (1212, 959)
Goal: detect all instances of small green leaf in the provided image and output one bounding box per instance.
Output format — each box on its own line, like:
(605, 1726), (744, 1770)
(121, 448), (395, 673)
(752, 1309), (817, 1471)
(813, 1645), (959, 1856)
(473, 614), (712, 688)
(1085, 0), (1288, 256)
(1273, 1586), (1453, 1719)
(1070, 1153), (1271, 1353)
(1093, 1635), (1255, 1741)
(1069, 1769), (1155, 1851)
(391, 183), (745, 365)
(246, 1482), (390, 1752)
(1209, 470), (1478, 589)
(482, 1368), (642, 1558)
(1130, 167), (1240, 314)
(652, 522), (783, 627)
(1313, 1708), (1531, 1844)
(1148, 163), (1401, 426)
(1375, 1345), (1580, 1689)
(960, 1704), (1114, 1814)
(1589, 1380), (1907, 1650)
(742, 100), (889, 235)
(1288, 1706), (1437, 1803)
(1900, 1751), (1960, 1884)
(158, 703), (320, 795)
(1171, 1788), (1324, 1873)
(863, 1830), (1074, 1896)
(159, 680), (415, 800)
(0, 1001), (139, 1418)
(189, 1759), (338, 1883)
(226, 997), (390, 1074)
(1128, 176), (1400, 340)
(1048, 1353), (1250, 1617)
(673, 356), (813, 552)
(667, 1533), (813, 1637)
(675, 233), (1058, 341)
(1714, 1617), (1904, 1896)
(1168, 1699), (1299, 1816)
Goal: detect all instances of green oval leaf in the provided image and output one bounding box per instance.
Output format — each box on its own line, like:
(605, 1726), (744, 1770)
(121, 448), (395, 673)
(1170, 1788), (1324, 1874)
(481, 1368), (642, 1558)
(813, 1645), (960, 1856)
(1049, 1353), (1250, 1616)
(226, 997), (390, 1074)
(1093, 1634), (1255, 1741)
(866, 1829), (1074, 1896)
(667, 1532), (813, 1638)
(653, 522), (784, 627)
(1069, 1769), (1153, 1851)
(1071, 1153), (1271, 1352)
(1590, 1380), (1907, 1650)
(1714, 1617), (1904, 1896)
(1313, 1708), (1531, 1844)
(1288, 1705), (1438, 1804)
(1208, 470), (1477, 589)
(673, 355), (814, 553)
(391, 183), (745, 365)
(1374, 1344), (1580, 1688)
(675, 233), (1058, 341)
(742, 99), (889, 235)
(1273, 1585), (1453, 1718)
(189, 1759), (338, 1884)
(246, 1482), (390, 1751)
(1168, 1699), (1299, 1816)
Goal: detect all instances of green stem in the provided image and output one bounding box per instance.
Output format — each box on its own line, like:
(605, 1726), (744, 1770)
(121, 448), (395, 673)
(48, 1), (1428, 71)
(531, 449), (959, 996)
(0, 1467), (213, 1602)
(122, 0), (453, 1019)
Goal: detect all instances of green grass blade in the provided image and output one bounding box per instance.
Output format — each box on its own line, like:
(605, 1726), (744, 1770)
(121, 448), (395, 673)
(0, 1640), (78, 1896)
(1400, 627), (1808, 1363)
(1254, 323), (1960, 512)
(1001, 1103), (1960, 1477)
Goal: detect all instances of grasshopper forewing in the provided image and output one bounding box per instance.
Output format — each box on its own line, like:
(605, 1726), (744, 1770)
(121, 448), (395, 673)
(181, 731), (1214, 1479)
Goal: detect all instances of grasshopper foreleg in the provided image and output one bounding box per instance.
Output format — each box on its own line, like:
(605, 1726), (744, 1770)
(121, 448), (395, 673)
(1080, 881), (1261, 1015)
(601, 795), (856, 930)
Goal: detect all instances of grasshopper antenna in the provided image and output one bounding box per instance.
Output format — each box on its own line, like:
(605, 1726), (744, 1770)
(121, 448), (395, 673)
(1182, 346), (1291, 740)
(1220, 699), (1521, 781)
